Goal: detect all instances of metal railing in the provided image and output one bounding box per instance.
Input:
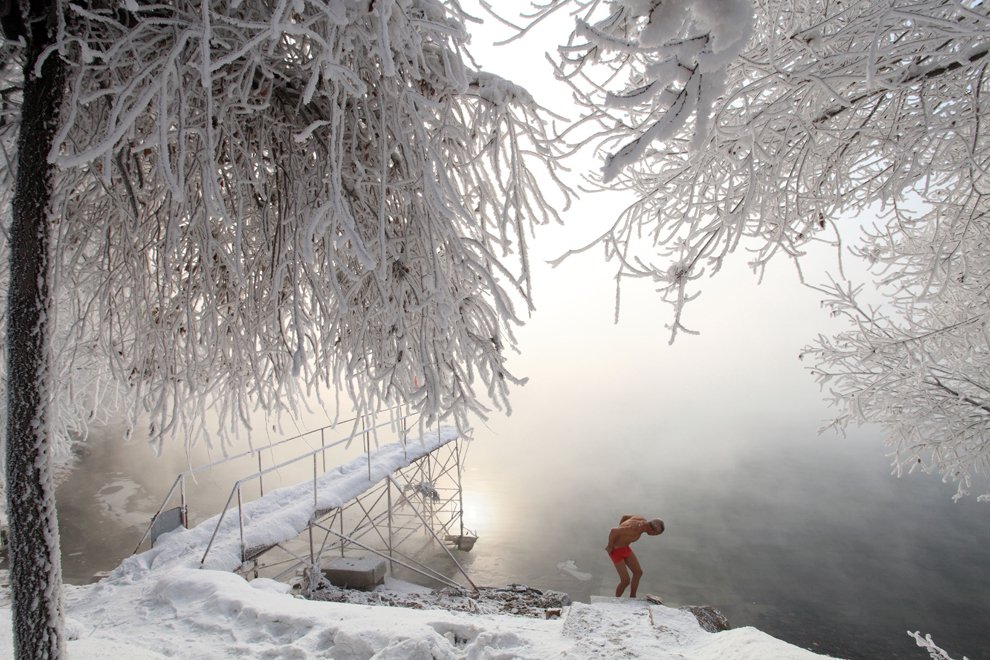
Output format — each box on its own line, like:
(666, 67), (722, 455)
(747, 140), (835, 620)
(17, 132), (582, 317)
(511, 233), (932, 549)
(133, 406), (478, 594)
(197, 413), (412, 567)
(133, 407), (413, 555)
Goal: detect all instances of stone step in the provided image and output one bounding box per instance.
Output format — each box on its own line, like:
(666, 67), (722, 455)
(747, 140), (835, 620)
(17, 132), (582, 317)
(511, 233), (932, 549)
(322, 555), (387, 590)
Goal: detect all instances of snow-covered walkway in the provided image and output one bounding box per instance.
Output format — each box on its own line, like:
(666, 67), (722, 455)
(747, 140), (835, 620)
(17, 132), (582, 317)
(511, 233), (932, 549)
(133, 427), (459, 574)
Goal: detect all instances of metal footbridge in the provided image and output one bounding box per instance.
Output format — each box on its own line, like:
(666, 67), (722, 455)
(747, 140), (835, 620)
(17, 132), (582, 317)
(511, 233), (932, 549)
(133, 409), (478, 592)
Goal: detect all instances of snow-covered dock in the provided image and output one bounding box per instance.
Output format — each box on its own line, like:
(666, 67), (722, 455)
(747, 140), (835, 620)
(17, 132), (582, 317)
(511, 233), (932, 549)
(132, 427), (461, 575)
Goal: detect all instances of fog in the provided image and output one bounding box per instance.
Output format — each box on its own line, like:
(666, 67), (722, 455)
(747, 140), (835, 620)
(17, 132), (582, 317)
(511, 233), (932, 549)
(444, 213), (989, 659)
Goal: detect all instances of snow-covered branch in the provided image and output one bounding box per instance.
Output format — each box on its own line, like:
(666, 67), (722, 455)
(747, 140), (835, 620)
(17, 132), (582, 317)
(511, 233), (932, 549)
(536, 0), (990, 346)
(805, 194), (990, 500)
(1, 0), (570, 456)
(509, 0), (990, 496)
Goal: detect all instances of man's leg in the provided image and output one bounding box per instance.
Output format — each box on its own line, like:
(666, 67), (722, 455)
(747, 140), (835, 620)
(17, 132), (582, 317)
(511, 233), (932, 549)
(612, 559), (630, 597)
(626, 551), (644, 598)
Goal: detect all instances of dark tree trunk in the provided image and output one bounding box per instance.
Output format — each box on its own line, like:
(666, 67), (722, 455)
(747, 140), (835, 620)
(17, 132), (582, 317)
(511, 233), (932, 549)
(5, 1), (67, 658)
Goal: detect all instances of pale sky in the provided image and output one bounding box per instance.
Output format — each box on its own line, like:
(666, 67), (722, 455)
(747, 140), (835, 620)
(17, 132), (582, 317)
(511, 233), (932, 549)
(456, 3), (876, 448)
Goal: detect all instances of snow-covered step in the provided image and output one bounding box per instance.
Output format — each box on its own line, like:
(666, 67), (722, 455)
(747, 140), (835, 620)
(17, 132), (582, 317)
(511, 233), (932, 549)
(562, 599), (671, 658)
(563, 598), (833, 659)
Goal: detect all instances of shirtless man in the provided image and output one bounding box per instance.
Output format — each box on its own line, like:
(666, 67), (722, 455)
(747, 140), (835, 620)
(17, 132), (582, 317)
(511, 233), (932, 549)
(606, 515), (665, 598)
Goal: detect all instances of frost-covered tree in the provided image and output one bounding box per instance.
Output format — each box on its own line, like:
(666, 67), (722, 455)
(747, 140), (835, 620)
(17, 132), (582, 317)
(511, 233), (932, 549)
(1, 1), (565, 657)
(805, 205), (990, 502)
(3, 2), (70, 657)
(515, 0), (990, 499)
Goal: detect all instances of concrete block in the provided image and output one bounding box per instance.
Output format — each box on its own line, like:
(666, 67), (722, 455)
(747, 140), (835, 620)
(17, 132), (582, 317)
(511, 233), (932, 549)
(323, 555), (387, 590)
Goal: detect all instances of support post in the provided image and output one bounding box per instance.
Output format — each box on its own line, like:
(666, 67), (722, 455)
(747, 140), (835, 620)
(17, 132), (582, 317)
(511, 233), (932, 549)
(455, 440), (465, 538)
(307, 524), (319, 595)
(180, 475), (188, 528)
(258, 453), (264, 497)
(364, 413), (371, 481)
(321, 427), (326, 473)
(387, 476), (478, 592)
(237, 486), (245, 564)
(387, 478), (394, 572)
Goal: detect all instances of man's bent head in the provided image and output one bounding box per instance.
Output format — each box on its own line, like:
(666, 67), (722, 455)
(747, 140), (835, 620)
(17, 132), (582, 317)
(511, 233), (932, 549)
(647, 519), (665, 535)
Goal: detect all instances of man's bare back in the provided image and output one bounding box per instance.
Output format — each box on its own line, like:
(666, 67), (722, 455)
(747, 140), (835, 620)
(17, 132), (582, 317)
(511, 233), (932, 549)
(608, 515), (654, 550)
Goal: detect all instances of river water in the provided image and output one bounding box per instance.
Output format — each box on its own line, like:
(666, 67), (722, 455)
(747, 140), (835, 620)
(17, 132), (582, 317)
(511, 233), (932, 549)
(455, 422), (990, 660)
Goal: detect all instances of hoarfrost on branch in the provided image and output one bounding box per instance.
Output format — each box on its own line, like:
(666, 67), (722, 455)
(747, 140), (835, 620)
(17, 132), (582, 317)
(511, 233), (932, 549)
(514, 0), (990, 498)
(2, 0), (569, 457)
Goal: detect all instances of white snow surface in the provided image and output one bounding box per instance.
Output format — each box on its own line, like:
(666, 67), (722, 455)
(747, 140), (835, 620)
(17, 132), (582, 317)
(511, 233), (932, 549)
(0, 576), (835, 659)
(0, 428), (836, 658)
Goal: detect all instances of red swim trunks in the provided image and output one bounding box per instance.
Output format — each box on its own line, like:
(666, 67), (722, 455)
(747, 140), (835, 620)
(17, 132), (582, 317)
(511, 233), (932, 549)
(609, 546), (632, 563)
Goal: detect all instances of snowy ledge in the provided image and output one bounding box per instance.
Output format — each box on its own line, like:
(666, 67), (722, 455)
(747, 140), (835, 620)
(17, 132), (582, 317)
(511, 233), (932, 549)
(1, 569), (836, 659)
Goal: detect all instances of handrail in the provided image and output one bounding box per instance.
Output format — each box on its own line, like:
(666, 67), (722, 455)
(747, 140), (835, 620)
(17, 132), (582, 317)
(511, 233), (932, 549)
(198, 482), (241, 566)
(177, 407), (404, 481)
(197, 412), (416, 567)
(136, 406), (412, 555)
(131, 473), (184, 553)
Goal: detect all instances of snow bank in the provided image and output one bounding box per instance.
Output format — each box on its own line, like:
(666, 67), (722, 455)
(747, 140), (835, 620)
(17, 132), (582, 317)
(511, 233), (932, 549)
(1, 570), (836, 659)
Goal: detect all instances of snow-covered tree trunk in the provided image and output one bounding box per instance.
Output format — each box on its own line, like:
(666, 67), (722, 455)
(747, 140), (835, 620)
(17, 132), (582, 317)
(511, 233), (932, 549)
(4, 2), (67, 658)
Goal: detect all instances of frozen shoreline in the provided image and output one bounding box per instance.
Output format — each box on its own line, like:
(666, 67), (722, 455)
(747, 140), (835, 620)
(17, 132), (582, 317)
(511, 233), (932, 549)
(0, 568), (837, 659)
(1, 426), (838, 658)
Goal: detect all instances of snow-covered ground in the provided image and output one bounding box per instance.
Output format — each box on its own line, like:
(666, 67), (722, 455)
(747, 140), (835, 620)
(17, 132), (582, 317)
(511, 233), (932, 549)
(1, 431), (836, 658)
(0, 570), (835, 659)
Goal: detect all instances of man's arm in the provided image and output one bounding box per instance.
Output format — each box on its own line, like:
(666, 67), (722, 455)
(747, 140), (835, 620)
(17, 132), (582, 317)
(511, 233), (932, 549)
(606, 527), (621, 552)
(619, 514), (633, 524)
